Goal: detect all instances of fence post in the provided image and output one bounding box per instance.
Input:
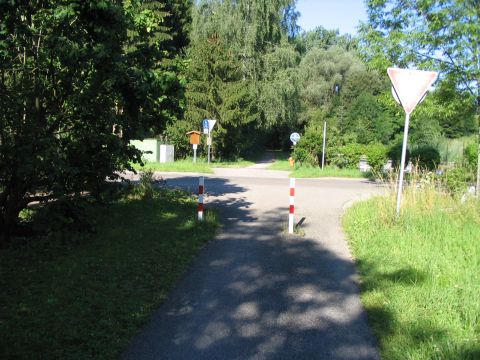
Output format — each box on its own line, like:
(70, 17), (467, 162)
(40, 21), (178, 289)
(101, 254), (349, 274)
(198, 176), (204, 221)
(289, 178), (295, 234)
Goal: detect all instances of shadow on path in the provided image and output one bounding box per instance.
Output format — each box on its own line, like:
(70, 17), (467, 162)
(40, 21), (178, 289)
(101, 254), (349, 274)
(122, 176), (379, 360)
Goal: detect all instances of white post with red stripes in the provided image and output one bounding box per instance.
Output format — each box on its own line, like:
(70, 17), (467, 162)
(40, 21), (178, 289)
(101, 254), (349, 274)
(198, 176), (204, 221)
(289, 178), (295, 234)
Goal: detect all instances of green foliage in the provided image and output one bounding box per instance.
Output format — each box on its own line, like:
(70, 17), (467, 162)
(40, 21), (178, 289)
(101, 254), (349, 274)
(388, 142), (410, 168)
(410, 145), (441, 170)
(330, 143), (387, 171)
(360, 0), (479, 139)
(443, 167), (470, 195)
(165, 119), (197, 159)
(362, 143), (388, 171)
(0, 0), (186, 242)
(464, 142), (478, 170)
(330, 143), (366, 169)
(183, 34), (260, 159)
(344, 93), (396, 144)
(292, 127), (324, 166)
(134, 170), (155, 200)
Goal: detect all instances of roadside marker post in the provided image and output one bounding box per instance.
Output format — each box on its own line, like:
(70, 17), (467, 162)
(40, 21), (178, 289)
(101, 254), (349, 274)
(387, 67), (438, 217)
(288, 178), (295, 234)
(322, 121), (327, 169)
(198, 176), (204, 221)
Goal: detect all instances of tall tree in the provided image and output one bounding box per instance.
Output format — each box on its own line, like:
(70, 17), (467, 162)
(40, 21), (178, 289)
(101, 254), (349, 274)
(183, 35), (258, 158)
(0, 0), (184, 243)
(360, 0), (479, 190)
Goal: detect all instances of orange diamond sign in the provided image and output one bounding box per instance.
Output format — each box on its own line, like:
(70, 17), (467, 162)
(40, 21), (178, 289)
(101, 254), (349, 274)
(387, 68), (438, 115)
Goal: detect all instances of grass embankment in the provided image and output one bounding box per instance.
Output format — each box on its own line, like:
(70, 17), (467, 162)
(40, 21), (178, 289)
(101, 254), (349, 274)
(343, 186), (480, 359)
(132, 158), (255, 173)
(268, 152), (369, 178)
(0, 188), (218, 359)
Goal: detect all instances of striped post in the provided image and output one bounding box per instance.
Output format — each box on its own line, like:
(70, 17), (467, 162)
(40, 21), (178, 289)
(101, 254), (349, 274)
(198, 176), (204, 221)
(289, 178), (295, 234)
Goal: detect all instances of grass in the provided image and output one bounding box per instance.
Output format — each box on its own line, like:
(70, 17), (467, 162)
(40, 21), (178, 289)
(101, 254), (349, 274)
(292, 166), (370, 178)
(267, 152), (370, 178)
(267, 151), (291, 170)
(132, 157), (255, 173)
(132, 159), (214, 173)
(435, 135), (476, 164)
(0, 188), (218, 359)
(343, 182), (480, 359)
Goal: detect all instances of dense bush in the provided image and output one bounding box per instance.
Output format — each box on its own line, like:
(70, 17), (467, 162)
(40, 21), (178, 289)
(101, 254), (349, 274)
(165, 120), (202, 159)
(387, 142), (410, 168)
(330, 143), (365, 169)
(410, 145), (441, 170)
(362, 144), (388, 171)
(292, 127), (324, 166)
(464, 142), (478, 170)
(443, 167), (470, 195)
(330, 143), (387, 171)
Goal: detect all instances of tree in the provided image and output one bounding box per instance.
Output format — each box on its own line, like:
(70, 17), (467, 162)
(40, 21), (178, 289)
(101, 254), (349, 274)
(183, 35), (258, 159)
(360, 0), (480, 191)
(0, 0), (185, 243)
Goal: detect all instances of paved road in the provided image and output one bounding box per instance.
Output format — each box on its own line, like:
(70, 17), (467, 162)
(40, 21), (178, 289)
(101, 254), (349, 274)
(122, 166), (383, 360)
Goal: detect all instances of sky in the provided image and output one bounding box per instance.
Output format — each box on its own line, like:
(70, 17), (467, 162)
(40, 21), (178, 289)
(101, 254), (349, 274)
(295, 0), (368, 35)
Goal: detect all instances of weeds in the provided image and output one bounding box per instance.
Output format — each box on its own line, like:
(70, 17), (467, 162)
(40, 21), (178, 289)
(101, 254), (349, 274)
(344, 167), (480, 359)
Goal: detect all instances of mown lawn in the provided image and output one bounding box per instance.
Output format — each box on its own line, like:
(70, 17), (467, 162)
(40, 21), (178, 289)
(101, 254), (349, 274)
(268, 152), (370, 178)
(343, 189), (480, 359)
(131, 158), (255, 173)
(292, 166), (370, 178)
(0, 188), (218, 359)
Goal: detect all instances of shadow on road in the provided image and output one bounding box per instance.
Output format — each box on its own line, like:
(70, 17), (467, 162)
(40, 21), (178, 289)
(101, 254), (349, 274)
(123, 174), (380, 359)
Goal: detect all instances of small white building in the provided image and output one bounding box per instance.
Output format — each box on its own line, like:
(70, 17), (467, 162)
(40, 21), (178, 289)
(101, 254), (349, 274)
(130, 139), (174, 163)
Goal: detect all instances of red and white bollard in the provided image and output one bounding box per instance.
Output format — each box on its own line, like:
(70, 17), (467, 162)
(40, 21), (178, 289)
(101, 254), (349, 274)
(289, 178), (295, 234)
(198, 176), (204, 221)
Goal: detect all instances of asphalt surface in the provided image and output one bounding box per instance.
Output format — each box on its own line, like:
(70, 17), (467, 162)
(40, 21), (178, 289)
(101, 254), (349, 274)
(122, 161), (384, 360)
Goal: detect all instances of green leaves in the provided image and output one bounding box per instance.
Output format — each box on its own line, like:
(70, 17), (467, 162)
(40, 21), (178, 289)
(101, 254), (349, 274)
(0, 0), (187, 242)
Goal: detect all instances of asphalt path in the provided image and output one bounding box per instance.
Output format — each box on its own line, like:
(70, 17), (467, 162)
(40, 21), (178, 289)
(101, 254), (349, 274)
(122, 165), (384, 360)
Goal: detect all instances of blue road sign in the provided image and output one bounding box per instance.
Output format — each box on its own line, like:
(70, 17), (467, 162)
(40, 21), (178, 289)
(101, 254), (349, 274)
(202, 119), (209, 130)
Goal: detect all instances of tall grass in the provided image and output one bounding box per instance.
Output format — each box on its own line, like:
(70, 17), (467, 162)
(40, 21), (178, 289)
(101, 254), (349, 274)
(344, 171), (480, 359)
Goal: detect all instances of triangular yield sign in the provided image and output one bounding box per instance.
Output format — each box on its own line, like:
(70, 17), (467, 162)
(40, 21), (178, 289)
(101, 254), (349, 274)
(387, 68), (438, 115)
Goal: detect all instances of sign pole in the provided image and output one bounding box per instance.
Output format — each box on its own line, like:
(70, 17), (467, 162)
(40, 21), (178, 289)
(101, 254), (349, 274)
(322, 121), (326, 169)
(396, 113), (410, 217)
(207, 132), (211, 164)
(193, 144), (197, 163)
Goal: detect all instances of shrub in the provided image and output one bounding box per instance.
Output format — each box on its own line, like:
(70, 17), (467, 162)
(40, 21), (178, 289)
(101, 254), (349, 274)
(330, 143), (365, 169)
(464, 142), (478, 170)
(443, 167), (469, 196)
(292, 127), (324, 166)
(410, 145), (441, 170)
(330, 143), (386, 171)
(363, 144), (388, 172)
(164, 120), (198, 159)
(388, 142), (410, 168)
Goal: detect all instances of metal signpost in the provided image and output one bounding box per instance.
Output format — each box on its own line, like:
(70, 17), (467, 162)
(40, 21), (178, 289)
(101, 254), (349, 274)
(203, 119), (216, 164)
(322, 121), (327, 170)
(387, 67), (438, 217)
